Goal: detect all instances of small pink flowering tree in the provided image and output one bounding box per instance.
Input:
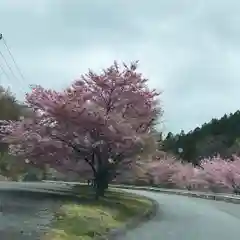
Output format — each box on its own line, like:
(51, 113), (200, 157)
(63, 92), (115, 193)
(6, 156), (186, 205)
(146, 157), (181, 188)
(227, 155), (240, 194)
(199, 155), (240, 193)
(169, 163), (208, 191)
(2, 61), (160, 198)
(170, 163), (196, 190)
(134, 151), (240, 194)
(144, 153), (209, 191)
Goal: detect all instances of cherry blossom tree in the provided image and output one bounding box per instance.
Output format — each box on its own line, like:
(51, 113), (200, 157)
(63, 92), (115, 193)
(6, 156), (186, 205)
(114, 148), (240, 194)
(146, 156), (181, 188)
(170, 163), (209, 191)
(2, 61), (161, 198)
(200, 155), (240, 194)
(170, 163), (197, 190)
(143, 153), (208, 191)
(226, 155), (240, 194)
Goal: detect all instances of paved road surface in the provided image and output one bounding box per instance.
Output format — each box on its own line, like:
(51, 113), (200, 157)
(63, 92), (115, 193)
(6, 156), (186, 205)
(0, 181), (73, 240)
(1, 182), (240, 240)
(117, 189), (240, 240)
(0, 181), (74, 192)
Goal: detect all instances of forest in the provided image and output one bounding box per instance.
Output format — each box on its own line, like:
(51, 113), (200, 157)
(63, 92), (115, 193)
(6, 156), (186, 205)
(161, 111), (240, 165)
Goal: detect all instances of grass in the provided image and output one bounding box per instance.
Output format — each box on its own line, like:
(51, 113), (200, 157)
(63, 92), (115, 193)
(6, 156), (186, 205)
(43, 185), (152, 240)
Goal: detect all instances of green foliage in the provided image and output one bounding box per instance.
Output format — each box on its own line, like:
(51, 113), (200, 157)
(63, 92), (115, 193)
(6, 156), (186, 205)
(0, 86), (30, 155)
(0, 86), (22, 121)
(0, 152), (10, 174)
(0, 152), (21, 180)
(0, 152), (39, 181)
(161, 110), (240, 164)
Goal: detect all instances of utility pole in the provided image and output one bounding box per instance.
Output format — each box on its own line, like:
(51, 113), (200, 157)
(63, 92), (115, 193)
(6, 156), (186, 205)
(0, 33), (2, 40)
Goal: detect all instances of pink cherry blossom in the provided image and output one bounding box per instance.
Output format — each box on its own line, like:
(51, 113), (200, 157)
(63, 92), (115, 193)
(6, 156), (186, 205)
(1, 61), (161, 196)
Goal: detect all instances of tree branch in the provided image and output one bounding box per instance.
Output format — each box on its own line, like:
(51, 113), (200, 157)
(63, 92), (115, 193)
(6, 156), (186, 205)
(51, 134), (97, 175)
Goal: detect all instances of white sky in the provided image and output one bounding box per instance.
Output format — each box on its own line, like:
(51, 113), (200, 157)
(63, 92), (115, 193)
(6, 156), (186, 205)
(0, 0), (239, 134)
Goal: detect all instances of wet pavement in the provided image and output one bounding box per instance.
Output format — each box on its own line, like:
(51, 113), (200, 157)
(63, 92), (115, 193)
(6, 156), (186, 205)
(118, 189), (240, 240)
(0, 189), (64, 239)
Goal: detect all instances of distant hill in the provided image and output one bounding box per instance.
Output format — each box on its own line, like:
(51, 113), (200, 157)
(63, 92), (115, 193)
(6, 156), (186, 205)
(161, 110), (240, 165)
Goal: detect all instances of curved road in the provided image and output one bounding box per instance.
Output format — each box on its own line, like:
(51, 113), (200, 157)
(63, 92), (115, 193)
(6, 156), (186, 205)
(118, 189), (240, 240)
(1, 182), (240, 239)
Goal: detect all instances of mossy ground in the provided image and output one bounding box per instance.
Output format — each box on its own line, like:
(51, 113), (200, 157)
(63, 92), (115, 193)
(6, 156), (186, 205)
(43, 186), (152, 240)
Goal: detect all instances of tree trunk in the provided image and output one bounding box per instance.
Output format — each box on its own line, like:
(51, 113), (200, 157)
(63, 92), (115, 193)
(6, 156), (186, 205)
(93, 169), (109, 200)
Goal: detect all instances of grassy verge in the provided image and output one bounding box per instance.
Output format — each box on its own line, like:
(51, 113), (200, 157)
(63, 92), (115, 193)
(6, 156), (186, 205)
(43, 185), (152, 240)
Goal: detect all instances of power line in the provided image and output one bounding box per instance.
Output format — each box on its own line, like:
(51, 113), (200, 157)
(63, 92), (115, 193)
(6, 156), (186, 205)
(0, 50), (19, 82)
(0, 61), (25, 96)
(0, 52), (26, 97)
(0, 33), (27, 96)
(0, 62), (11, 82)
(0, 63), (17, 97)
(1, 36), (25, 81)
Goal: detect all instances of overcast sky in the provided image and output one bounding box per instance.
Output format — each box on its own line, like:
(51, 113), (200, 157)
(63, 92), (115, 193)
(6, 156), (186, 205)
(0, 0), (240, 134)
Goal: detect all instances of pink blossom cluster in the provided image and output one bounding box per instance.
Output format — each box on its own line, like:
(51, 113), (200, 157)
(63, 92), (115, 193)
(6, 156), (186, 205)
(1, 61), (161, 184)
(146, 154), (240, 194)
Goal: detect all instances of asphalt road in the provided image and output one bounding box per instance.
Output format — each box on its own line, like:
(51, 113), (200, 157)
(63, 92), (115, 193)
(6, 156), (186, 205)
(1, 181), (240, 240)
(0, 181), (73, 240)
(118, 189), (240, 240)
(0, 181), (73, 192)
